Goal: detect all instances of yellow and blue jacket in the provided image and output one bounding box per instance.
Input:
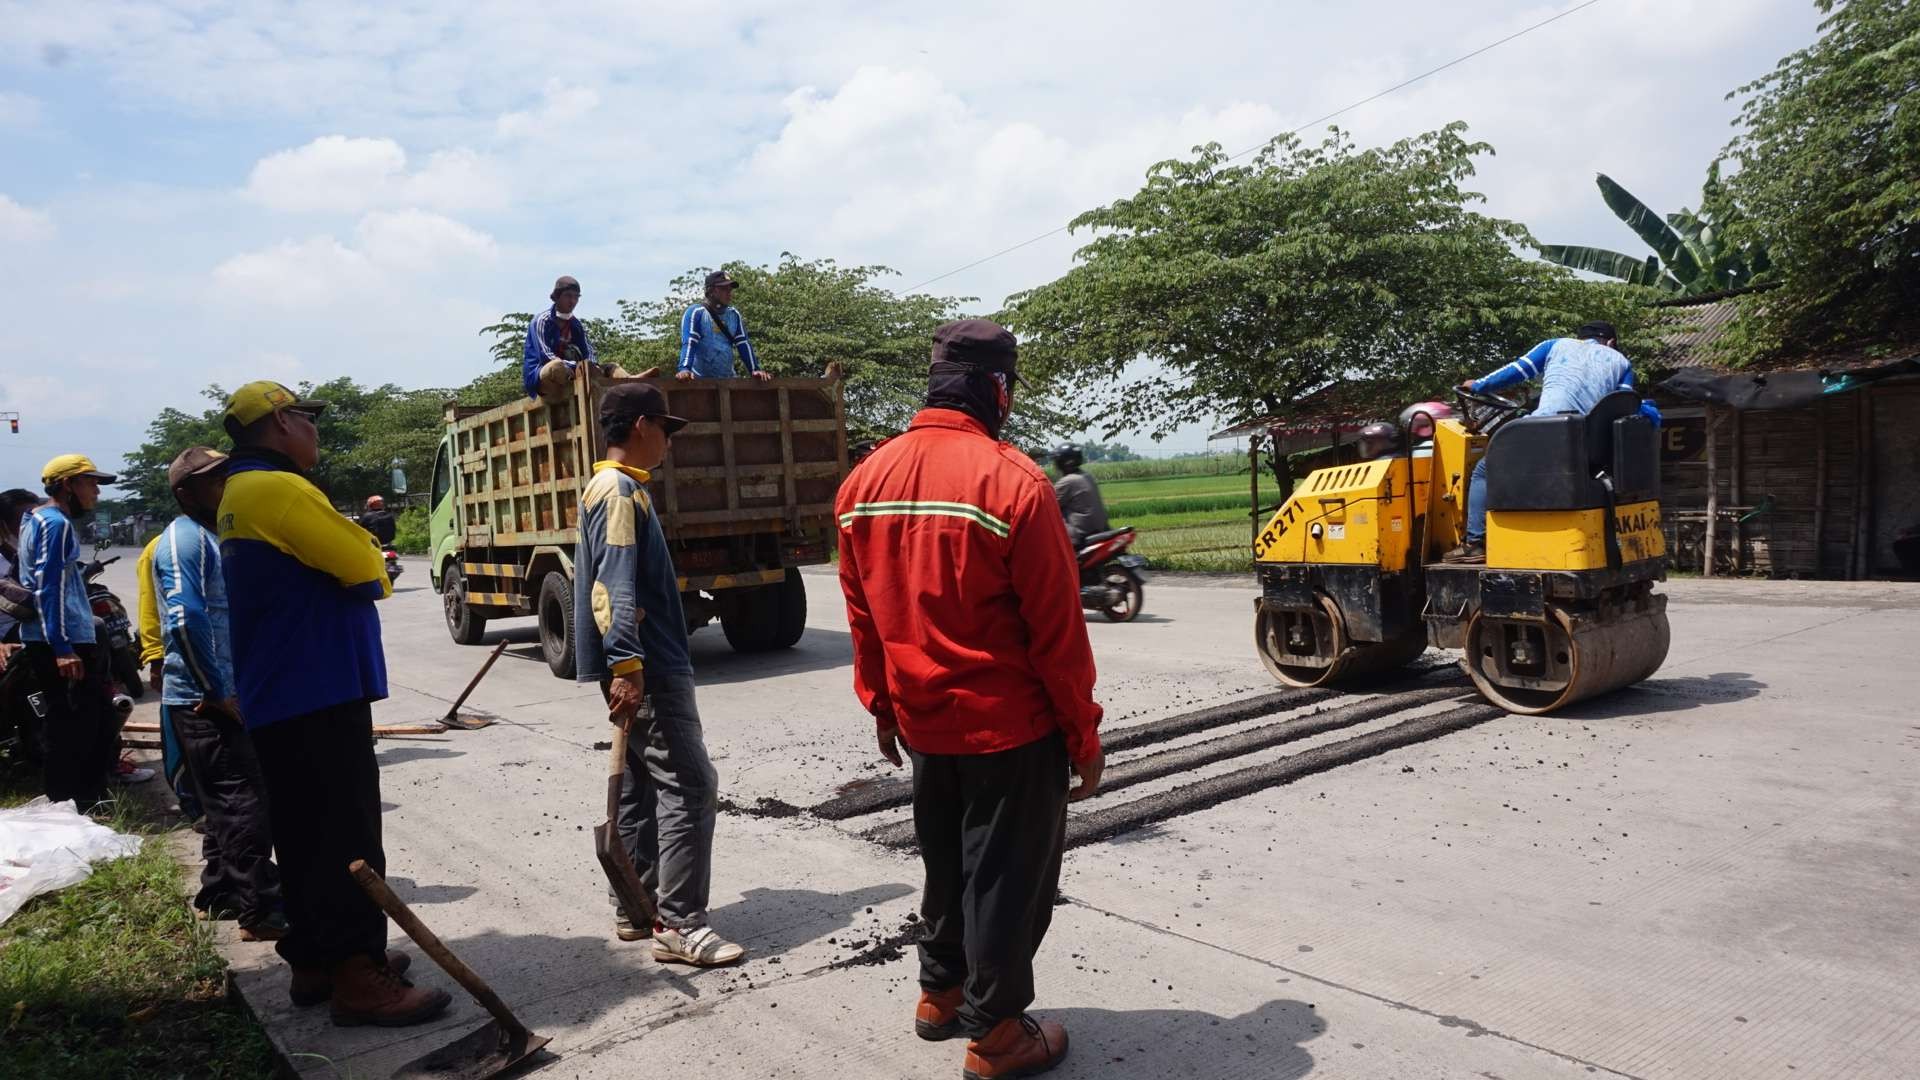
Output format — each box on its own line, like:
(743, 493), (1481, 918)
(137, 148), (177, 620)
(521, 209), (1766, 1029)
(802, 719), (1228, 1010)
(217, 450), (389, 729)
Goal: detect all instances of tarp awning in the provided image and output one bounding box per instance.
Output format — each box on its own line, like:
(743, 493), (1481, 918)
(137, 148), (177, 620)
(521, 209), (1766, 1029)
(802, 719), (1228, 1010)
(1659, 355), (1920, 410)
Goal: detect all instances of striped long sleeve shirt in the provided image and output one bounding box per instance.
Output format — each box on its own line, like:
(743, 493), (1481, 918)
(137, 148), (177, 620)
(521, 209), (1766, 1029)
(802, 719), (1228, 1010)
(677, 304), (761, 378)
(152, 516), (235, 706)
(17, 505), (92, 654)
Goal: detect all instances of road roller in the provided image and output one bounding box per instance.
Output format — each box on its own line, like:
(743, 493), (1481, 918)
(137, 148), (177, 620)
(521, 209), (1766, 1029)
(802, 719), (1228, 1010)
(1251, 388), (1669, 714)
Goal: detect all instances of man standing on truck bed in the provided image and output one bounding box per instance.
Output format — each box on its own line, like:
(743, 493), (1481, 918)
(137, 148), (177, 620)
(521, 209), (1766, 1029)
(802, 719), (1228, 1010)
(835, 319), (1104, 1080)
(525, 275), (626, 402)
(575, 380), (746, 967)
(218, 380), (452, 1027)
(676, 270), (772, 382)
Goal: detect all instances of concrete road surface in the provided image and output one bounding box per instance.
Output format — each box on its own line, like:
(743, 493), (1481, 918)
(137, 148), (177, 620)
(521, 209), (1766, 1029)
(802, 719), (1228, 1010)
(99, 555), (1919, 1079)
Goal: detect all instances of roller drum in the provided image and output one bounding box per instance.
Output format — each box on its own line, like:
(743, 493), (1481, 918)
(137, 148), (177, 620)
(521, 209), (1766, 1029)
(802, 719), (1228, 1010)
(1465, 596), (1669, 715)
(1256, 596), (1427, 689)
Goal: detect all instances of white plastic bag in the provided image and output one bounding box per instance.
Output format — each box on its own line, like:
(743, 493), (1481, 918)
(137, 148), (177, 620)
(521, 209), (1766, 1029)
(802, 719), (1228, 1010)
(0, 797), (144, 926)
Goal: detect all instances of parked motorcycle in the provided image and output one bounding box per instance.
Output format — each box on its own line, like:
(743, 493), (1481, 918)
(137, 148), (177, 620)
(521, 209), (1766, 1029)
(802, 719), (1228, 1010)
(82, 553), (144, 700)
(1074, 527), (1148, 622)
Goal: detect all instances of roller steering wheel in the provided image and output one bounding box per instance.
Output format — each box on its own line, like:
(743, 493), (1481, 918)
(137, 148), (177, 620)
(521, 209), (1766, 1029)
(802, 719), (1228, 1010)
(1453, 386), (1527, 436)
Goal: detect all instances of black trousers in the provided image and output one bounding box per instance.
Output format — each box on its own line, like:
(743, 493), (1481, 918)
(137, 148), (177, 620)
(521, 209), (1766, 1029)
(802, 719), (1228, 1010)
(21, 642), (114, 809)
(168, 704), (282, 926)
(910, 731), (1069, 1035)
(250, 701), (386, 969)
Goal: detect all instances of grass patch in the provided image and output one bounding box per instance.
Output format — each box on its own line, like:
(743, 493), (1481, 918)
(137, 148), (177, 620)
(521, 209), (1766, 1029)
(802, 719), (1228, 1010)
(1081, 454), (1245, 481)
(0, 769), (276, 1080)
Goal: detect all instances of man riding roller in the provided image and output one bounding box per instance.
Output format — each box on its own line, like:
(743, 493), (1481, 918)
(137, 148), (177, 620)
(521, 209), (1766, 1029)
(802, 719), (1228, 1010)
(1446, 320), (1654, 564)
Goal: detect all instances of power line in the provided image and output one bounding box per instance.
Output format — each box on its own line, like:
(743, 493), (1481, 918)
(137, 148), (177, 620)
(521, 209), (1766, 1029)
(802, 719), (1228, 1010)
(901, 0), (1606, 294)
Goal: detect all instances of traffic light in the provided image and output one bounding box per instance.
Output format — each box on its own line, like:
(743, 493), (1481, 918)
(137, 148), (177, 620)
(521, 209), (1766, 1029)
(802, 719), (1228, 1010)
(7, 418), (15, 434)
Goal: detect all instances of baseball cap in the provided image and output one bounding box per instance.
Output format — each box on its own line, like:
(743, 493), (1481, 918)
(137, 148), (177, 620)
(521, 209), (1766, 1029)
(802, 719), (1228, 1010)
(1576, 320), (1619, 342)
(552, 275), (581, 299)
(704, 270), (737, 289)
(168, 446), (229, 489)
(599, 381), (689, 436)
(42, 454), (118, 486)
(223, 381), (327, 437)
(930, 319), (1020, 383)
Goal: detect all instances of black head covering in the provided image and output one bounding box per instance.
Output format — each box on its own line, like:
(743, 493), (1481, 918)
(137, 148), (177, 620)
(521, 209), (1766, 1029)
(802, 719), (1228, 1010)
(925, 320), (1019, 437)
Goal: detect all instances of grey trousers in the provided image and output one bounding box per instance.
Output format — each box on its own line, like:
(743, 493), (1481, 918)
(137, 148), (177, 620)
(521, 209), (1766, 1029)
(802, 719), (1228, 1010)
(606, 672), (718, 930)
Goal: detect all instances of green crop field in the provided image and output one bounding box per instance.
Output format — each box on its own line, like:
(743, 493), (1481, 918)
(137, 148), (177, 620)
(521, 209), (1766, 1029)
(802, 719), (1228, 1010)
(1062, 455), (1284, 573)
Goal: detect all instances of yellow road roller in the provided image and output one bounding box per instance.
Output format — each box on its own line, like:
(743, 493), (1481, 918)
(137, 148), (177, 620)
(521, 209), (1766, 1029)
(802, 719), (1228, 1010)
(1251, 388), (1669, 714)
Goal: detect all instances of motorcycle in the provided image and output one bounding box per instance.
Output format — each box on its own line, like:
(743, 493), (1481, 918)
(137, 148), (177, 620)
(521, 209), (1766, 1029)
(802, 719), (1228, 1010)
(1074, 527), (1148, 622)
(383, 545), (404, 583)
(82, 553), (145, 700)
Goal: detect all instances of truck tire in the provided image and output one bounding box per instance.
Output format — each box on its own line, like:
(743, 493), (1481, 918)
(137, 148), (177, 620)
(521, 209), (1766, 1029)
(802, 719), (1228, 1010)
(443, 566), (488, 645)
(720, 570), (807, 653)
(537, 572), (576, 680)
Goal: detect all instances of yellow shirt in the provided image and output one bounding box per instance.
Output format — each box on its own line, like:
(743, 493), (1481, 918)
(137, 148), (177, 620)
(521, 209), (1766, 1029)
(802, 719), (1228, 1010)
(136, 535), (163, 665)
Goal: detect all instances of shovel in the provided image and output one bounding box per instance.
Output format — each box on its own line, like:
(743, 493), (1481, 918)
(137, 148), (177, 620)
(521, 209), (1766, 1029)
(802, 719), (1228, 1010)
(349, 860), (551, 1080)
(593, 714), (660, 928)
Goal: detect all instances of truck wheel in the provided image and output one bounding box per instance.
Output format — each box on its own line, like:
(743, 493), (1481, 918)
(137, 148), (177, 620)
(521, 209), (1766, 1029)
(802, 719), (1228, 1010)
(537, 572), (576, 680)
(768, 568), (807, 649)
(443, 566), (488, 646)
(721, 570), (808, 653)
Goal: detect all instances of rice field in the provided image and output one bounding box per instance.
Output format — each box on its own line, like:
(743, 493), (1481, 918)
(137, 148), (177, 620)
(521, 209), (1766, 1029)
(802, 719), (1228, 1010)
(1073, 455), (1275, 572)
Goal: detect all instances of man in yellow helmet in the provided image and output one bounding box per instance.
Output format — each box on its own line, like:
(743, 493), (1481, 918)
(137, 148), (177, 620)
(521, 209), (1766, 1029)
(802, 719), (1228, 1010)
(216, 381), (450, 1027)
(17, 454), (120, 808)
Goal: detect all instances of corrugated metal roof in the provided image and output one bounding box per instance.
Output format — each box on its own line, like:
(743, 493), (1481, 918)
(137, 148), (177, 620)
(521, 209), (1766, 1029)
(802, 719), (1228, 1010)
(1652, 298), (1742, 370)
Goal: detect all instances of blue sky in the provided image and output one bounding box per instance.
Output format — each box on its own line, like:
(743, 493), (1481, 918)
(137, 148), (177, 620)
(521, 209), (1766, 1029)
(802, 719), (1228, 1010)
(0, 0), (1821, 480)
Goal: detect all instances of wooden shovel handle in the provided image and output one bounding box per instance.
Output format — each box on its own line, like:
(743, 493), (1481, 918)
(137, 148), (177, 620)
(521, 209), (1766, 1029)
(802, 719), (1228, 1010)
(349, 859), (529, 1038)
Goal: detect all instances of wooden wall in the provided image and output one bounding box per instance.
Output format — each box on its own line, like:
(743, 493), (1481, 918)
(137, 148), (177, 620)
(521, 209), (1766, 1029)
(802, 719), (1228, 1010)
(1658, 381), (1918, 578)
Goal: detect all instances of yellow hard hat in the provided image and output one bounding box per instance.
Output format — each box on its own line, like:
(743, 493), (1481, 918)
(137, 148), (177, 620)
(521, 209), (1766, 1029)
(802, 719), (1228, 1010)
(42, 454), (118, 486)
(223, 380), (328, 435)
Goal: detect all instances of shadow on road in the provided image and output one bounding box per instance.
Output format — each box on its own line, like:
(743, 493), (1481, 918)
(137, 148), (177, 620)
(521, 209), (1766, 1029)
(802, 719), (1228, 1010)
(1047, 999), (1320, 1078)
(689, 629), (854, 685)
(707, 881), (916, 962)
(1556, 672), (1766, 720)
(376, 746), (466, 766)
(384, 875), (479, 905)
(1085, 611), (1175, 625)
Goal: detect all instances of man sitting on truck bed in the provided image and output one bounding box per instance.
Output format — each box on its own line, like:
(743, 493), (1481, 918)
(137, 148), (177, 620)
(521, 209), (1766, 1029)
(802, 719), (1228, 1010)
(675, 270), (772, 382)
(525, 275), (626, 402)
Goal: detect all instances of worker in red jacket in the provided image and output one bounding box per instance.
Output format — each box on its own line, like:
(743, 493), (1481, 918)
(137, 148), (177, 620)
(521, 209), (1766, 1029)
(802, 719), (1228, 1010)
(835, 318), (1103, 1080)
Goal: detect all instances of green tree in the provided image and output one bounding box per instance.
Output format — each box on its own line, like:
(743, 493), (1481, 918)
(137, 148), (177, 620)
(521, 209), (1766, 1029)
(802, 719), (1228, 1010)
(1718, 0), (1920, 360)
(1000, 124), (1649, 439)
(1539, 167), (1772, 295)
(119, 387), (231, 516)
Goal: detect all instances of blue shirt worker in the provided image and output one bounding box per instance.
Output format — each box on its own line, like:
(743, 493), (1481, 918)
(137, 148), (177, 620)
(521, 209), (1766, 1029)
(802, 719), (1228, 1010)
(153, 446), (286, 940)
(525, 275), (628, 402)
(1448, 321), (1654, 564)
(17, 454), (120, 809)
(576, 380), (746, 966)
(676, 270), (771, 382)
(217, 380), (452, 1028)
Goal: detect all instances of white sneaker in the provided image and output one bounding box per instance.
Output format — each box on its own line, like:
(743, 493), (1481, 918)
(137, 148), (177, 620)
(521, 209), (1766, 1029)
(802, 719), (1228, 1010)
(652, 925), (745, 967)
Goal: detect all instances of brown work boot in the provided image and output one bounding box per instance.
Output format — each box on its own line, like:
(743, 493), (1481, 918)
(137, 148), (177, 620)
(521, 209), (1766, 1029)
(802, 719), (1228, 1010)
(1442, 541), (1486, 565)
(329, 954), (450, 1027)
(963, 1015), (1069, 1080)
(290, 951), (413, 1007)
(915, 985), (964, 1041)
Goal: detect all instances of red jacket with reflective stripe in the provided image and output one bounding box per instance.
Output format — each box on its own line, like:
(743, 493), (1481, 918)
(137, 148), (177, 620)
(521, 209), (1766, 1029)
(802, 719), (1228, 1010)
(836, 409), (1103, 764)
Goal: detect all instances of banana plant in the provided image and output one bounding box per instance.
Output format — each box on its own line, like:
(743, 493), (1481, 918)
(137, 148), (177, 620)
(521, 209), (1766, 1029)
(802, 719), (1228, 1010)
(1539, 167), (1770, 296)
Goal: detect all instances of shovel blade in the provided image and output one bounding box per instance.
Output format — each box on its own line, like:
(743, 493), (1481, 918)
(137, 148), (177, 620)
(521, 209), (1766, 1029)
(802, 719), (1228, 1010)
(392, 1019), (551, 1080)
(593, 820), (658, 926)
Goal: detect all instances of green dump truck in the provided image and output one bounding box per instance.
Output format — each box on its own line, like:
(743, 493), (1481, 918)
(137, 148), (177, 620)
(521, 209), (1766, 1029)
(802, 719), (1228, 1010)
(426, 372), (848, 676)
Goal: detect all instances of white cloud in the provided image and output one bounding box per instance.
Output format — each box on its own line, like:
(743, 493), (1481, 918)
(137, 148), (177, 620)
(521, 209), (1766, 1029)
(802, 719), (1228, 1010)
(243, 135), (506, 213)
(212, 210), (497, 307)
(0, 193), (54, 242)
(495, 80), (601, 139)
(0, 90), (41, 129)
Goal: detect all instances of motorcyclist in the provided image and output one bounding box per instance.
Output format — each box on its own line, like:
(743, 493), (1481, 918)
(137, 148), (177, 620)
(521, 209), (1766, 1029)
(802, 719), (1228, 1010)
(1050, 445), (1110, 550)
(1355, 422), (1401, 461)
(358, 496), (397, 547)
